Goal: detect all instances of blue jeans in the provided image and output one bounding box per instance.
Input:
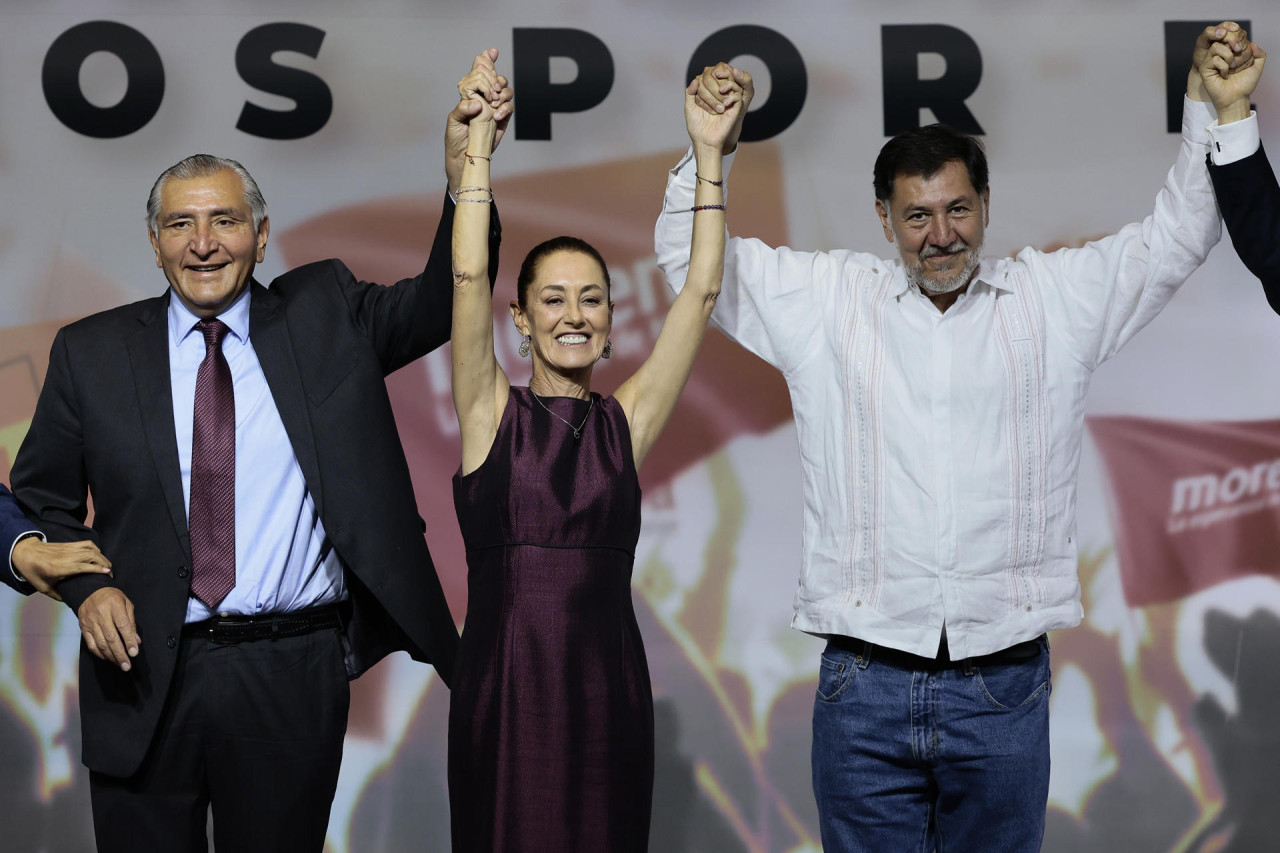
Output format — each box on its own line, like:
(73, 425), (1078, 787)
(811, 636), (1051, 852)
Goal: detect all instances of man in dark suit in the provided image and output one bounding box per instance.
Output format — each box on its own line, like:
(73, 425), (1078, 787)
(1204, 38), (1277, 308)
(10, 53), (511, 852)
(2, 482), (111, 600)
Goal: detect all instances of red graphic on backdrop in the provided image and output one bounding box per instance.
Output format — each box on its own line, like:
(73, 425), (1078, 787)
(1089, 415), (1280, 606)
(276, 147), (795, 622)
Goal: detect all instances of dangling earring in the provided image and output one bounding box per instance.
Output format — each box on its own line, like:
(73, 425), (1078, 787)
(518, 336), (530, 358)
(602, 340), (614, 359)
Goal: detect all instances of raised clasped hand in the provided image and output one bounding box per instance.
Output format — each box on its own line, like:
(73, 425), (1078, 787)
(693, 62), (754, 115)
(457, 48), (508, 127)
(446, 48), (513, 192)
(689, 63), (755, 155)
(1193, 22), (1255, 76)
(686, 75), (744, 152)
(1192, 22), (1266, 122)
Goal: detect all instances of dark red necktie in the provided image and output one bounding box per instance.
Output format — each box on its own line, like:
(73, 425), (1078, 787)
(189, 319), (236, 608)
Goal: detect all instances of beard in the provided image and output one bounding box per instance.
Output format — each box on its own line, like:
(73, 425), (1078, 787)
(906, 239), (983, 295)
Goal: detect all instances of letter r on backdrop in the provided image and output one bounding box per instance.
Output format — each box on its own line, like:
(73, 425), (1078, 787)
(881, 24), (984, 136)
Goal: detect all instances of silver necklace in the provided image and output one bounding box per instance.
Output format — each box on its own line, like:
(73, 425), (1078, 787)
(532, 391), (594, 439)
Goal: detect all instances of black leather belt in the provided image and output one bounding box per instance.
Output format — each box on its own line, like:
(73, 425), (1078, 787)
(183, 602), (349, 644)
(827, 632), (1044, 671)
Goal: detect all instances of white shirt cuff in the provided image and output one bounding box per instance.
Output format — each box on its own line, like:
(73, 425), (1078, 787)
(1207, 111), (1261, 165)
(8, 530), (44, 584)
(1183, 96), (1217, 146)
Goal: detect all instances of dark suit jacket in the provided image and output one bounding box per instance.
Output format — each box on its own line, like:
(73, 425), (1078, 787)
(1209, 143), (1280, 314)
(0, 484), (38, 585)
(10, 193), (498, 778)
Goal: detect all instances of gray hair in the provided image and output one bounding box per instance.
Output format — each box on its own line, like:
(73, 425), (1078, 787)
(145, 154), (268, 235)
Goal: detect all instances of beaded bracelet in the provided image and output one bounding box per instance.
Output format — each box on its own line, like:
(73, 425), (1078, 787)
(457, 186), (493, 195)
(457, 197), (494, 204)
(690, 204), (727, 212)
(695, 173), (724, 187)
(465, 153), (492, 165)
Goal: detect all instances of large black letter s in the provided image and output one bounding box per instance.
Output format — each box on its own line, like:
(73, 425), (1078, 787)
(236, 23), (332, 140)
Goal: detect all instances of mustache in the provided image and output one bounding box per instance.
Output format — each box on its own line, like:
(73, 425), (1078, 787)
(919, 241), (968, 260)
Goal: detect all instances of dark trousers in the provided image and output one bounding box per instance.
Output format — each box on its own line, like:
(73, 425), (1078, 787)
(89, 628), (350, 853)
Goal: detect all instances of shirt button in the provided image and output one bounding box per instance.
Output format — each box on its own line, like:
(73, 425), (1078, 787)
(1025, 604), (1033, 612)
(177, 566), (189, 579)
(855, 600), (862, 607)
(166, 636), (177, 649)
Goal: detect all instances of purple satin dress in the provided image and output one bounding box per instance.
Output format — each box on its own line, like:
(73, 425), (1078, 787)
(449, 387), (653, 852)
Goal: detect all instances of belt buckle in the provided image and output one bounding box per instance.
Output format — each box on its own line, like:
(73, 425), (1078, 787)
(209, 615), (256, 645)
(208, 623), (236, 644)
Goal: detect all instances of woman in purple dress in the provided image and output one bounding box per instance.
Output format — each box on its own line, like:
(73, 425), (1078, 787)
(446, 51), (743, 851)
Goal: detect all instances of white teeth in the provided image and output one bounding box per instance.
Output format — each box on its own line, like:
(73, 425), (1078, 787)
(557, 335), (588, 345)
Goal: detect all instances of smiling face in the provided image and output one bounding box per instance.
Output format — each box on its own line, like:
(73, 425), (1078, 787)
(510, 249), (613, 384)
(876, 159), (989, 297)
(148, 168), (269, 318)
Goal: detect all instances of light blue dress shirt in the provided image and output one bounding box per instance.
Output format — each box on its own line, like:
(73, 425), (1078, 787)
(169, 288), (345, 623)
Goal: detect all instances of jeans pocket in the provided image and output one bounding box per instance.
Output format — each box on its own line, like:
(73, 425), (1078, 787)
(816, 650), (857, 702)
(974, 655), (1051, 710)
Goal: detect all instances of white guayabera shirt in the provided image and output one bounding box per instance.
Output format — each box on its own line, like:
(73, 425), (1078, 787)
(655, 98), (1256, 660)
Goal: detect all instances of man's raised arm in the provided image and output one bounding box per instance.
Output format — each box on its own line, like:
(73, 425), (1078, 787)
(1202, 29), (1277, 310)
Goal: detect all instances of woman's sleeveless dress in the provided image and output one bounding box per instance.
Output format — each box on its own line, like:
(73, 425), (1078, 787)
(449, 387), (653, 852)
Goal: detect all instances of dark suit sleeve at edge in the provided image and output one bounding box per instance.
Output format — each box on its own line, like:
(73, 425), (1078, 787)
(0, 483), (39, 595)
(1209, 143), (1280, 314)
(339, 190), (503, 374)
(9, 328), (112, 611)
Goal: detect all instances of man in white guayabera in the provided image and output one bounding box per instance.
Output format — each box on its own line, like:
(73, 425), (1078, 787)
(654, 22), (1263, 853)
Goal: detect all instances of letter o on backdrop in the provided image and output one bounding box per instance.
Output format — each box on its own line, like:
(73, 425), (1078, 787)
(686, 25), (808, 143)
(42, 21), (165, 138)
